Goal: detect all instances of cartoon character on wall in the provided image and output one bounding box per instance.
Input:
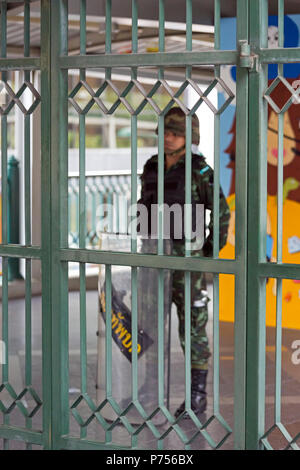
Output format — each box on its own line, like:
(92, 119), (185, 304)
(219, 15), (300, 329)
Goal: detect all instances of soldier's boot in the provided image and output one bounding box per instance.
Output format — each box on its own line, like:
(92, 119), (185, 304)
(175, 369), (208, 419)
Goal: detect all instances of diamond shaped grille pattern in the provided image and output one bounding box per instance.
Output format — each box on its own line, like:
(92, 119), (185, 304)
(0, 382), (42, 418)
(264, 75), (300, 114)
(0, 80), (40, 115)
(70, 392), (232, 449)
(260, 423), (300, 450)
(68, 78), (234, 116)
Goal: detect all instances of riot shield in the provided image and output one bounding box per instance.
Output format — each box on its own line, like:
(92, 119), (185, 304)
(96, 234), (172, 425)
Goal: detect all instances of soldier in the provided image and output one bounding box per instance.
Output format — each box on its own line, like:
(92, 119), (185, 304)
(138, 107), (230, 418)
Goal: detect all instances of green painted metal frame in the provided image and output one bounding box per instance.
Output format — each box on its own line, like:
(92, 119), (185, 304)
(0, 0), (299, 451)
(246, 0), (300, 450)
(46, 0), (249, 451)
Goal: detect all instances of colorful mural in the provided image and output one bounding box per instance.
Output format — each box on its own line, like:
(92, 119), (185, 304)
(219, 16), (300, 330)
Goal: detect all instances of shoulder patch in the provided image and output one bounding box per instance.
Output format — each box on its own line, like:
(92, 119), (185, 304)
(200, 165), (210, 175)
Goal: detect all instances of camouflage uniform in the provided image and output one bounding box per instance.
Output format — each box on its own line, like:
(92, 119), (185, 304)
(139, 152), (230, 370)
(139, 108), (230, 371)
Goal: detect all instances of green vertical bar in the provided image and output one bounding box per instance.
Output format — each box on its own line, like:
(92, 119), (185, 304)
(274, 0), (284, 426)
(186, 0), (192, 79)
(214, 0), (220, 49)
(68, 185), (72, 239)
(75, 186), (79, 245)
(183, 1), (192, 433)
(158, 0), (165, 80)
(105, 0), (112, 81)
(78, 0), (88, 419)
(277, 114), (283, 263)
(275, 278), (282, 423)
(131, 267), (138, 399)
(213, 0), (220, 258)
(1, 1), (7, 246)
(105, 0), (112, 54)
(24, 115), (31, 244)
(25, 261), (32, 386)
(157, 115), (164, 256)
(184, 118), (192, 425)
(277, 0), (284, 263)
(186, 0), (192, 52)
(130, 4), (138, 447)
(0, 0), (9, 450)
(25, 259), (32, 449)
(24, 0), (30, 57)
(49, 0), (70, 449)
(157, 267), (164, 407)
(78, 39), (87, 433)
(0, 0), (7, 58)
(130, 0), (138, 250)
(131, 0), (138, 54)
(275, 108), (283, 426)
(79, 263), (87, 439)
(157, 157), (164, 420)
(158, 0), (165, 52)
(92, 183), (98, 243)
(246, 0), (268, 449)
(78, 7), (86, 315)
(79, 4), (87, 248)
(105, 265), (112, 397)
(130, 265), (138, 449)
(212, 0), (221, 418)
(157, 3), (165, 446)
(104, 264), (112, 444)
(184, 120), (192, 254)
(234, 0), (249, 450)
(40, 0), (52, 450)
(2, 257), (9, 449)
(180, 4), (193, 450)
(212, 274), (219, 413)
(278, 0), (284, 48)
(21, 14), (32, 439)
(80, 0), (86, 55)
(157, 29), (165, 446)
(184, 269), (191, 410)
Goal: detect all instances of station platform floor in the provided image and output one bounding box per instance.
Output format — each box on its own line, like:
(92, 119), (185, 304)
(0, 286), (299, 450)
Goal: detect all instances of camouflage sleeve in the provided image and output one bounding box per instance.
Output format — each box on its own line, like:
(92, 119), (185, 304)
(195, 164), (230, 257)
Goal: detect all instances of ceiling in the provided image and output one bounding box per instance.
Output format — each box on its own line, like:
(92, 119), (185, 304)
(3, 1), (300, 83)
(5, 0), (300, 56)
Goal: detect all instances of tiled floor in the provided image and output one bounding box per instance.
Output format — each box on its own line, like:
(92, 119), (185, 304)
(0, 285), (300, 450)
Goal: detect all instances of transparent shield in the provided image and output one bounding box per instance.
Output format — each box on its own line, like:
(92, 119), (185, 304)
(96, 235), (172, 425)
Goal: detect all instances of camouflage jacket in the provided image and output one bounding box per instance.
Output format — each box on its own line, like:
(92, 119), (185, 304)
(139, 153), (230, 256)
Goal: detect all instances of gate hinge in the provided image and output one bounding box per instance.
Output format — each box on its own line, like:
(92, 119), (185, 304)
(238, 40), (259, 72)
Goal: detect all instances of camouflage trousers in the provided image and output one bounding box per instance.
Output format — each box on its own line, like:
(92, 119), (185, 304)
(172, 243), (211, 370)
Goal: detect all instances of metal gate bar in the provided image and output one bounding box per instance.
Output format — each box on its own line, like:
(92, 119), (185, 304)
(0, 0), (299, 451)
(0, 1), (9, 450)
(247, 0), (268, 449)
(0, 0), (44, 449)
(247, 0), (300, 450)
(49, 0), (246, 450)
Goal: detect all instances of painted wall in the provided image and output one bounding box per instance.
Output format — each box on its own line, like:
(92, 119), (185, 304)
(219, 15), (300, 330)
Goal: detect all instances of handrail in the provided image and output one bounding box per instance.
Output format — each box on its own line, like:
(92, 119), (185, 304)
(68, 171), (142, 247)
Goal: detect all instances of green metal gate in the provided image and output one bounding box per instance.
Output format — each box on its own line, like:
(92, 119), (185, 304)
(0, 0), (300, 450)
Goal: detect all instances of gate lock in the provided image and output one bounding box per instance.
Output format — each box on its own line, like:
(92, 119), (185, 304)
(239, 40), (259, 72)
